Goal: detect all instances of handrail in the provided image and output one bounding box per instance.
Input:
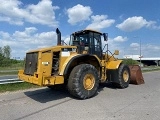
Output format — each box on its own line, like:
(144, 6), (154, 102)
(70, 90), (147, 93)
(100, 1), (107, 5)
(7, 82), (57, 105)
(102, 43), (117, 61)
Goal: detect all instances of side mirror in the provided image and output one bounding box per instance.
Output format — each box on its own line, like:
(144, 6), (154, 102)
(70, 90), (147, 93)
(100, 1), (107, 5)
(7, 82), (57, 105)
(114, 50), (119, 55)
(103, 33), (108, 41)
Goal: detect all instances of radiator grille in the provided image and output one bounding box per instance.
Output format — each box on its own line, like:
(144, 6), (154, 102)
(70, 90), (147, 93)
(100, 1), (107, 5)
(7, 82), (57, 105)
(24, 52), (38, 75)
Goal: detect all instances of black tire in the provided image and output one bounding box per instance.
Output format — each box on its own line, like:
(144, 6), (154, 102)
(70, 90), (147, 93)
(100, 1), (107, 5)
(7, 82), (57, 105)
(158, 61), (160, 66)
(115, 64), (130, 88)
(67, 64), (99, 99)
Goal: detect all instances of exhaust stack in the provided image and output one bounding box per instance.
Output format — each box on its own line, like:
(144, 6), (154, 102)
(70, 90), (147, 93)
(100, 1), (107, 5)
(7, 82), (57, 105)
(56, 28), (61, 45)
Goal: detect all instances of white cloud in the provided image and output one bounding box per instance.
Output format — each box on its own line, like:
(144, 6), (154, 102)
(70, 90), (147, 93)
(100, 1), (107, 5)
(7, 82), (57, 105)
(34, 31), (57, 44)
(130, 43), (139, 48)
(146, 21), (160, 29)
(116, 16), (147, 32)
(0, 0), (59, 27)
(142, 44), (160, 57)
(113, 36), (128, 42)
(116, 16), (160, 32)
(13, 27), (38, 40)
(101, 36), (129, 58)
(86, 15), (115, 31)
(62, 36), (70, 45)
(0, 31), (11, 40)
(102, 37), (124, 57)
(66, 4), (92, 25)
(0, 27), (57, 58)
(128, 43), (160, 57)
(130, 43), (140, 51)
(144, 44), (160, 51)
(25, 0), (59, 27)
(0, 0), (24, 25)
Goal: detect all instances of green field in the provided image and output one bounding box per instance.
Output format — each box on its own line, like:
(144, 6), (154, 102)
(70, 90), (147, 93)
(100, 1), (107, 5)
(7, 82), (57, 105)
(0, 82), (40, 93)
(0, 71), (18, 76)
(0, 63), (23, 76)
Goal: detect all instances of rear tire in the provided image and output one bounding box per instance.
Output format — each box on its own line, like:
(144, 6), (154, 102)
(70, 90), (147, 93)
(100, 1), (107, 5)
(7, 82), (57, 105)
(67, 64), (99, 99)
(158, 60), (160, 66)
(114, 64), (130, 88)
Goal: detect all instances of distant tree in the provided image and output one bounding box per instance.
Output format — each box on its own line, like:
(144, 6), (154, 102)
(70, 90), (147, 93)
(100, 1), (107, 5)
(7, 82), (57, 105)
(3, 45), (11, 58)
(0, 47), (4, 65)
(0, 47), (3, 56)
(122, 59), (139, 65)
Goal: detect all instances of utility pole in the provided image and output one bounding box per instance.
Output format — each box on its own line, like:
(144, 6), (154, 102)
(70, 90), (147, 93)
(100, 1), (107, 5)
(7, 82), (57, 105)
(139, 39), (142, 67)
(134, 36), (142, 67)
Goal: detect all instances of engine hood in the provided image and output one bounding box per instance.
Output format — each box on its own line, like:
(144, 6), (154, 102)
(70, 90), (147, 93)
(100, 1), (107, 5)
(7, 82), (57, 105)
(27, 45), (77, 53)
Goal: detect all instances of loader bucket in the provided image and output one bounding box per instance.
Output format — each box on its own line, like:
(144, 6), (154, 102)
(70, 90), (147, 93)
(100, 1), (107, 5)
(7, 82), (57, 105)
(129, 65), (144, 85)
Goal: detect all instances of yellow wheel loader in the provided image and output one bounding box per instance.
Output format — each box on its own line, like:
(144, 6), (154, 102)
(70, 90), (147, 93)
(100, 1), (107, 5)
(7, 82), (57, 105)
(18, 28), (143, 99)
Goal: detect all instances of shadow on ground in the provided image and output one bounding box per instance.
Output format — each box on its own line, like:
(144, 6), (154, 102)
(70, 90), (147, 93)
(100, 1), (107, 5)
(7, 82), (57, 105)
(24, 87), (71, 103)
(98, 82), (118, 94)
(24, 83), (119, 103)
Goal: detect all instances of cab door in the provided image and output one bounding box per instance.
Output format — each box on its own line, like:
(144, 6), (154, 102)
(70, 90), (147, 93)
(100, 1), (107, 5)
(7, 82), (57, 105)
(89, 33), (102, 59)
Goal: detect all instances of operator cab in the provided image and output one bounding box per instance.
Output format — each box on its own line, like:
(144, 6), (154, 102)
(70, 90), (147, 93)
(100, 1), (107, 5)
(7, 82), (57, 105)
(69, 30), (107, 59)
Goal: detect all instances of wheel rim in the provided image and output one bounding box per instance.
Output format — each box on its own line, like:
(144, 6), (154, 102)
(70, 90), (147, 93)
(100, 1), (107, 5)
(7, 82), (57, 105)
(83, 74), (95, 90)
(123, 70), (129, 82)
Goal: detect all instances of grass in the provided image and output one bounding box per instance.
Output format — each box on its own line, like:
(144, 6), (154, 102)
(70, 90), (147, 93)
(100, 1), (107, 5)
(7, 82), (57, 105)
(0, 82), (40, 93)
(0, 71), (18, 76)
(0, 65), (23, 76)
(0, 67), (22, 70)
(0, 63), (24, 70)
(141, 66), (160, 72)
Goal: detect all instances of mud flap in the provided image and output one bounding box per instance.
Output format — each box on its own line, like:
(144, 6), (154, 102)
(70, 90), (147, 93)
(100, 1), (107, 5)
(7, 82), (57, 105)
(129, 65), (144, 85)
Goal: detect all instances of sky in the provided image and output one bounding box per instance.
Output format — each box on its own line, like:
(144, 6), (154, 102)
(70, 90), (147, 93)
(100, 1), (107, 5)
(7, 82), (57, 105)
(0, 0), (160, 59)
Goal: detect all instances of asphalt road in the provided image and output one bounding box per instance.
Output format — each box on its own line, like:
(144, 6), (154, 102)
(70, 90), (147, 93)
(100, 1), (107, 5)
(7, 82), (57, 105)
(0, 71), (160, 120)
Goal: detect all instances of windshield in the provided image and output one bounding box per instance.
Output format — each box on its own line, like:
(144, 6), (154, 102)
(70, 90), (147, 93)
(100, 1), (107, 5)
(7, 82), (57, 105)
(69, 33), (88, 46)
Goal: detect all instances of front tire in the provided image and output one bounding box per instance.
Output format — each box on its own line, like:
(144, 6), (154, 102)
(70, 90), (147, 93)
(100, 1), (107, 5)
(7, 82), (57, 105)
(67, 64), (99, 99)
(115, 64), (130, 88)
(158, 60), (160, 66)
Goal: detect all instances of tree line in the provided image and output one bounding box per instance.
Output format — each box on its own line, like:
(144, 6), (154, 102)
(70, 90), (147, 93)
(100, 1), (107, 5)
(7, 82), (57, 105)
(0, 45), (21, 67)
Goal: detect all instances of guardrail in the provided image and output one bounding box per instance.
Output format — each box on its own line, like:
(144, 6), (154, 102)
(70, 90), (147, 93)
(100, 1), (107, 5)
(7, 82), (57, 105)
(0, 78), (23, 85)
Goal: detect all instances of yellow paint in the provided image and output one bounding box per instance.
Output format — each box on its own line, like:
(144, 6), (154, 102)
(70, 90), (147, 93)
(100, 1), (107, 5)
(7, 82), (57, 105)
(41, 51), (52, 76)
(114, 50), (119, 55)
(59, 51), (76, 74)
(83, 74), (95, 90)
(18, 45), (77, 86)
(100, 60), (107, 82)
(43, 76), (64, 85)
(59, 53), (79, 75)
(123, 70), (129, 82)
(27, 45), (76, 53)
(82, 50), (88, 54)
(18, 70), (64, 86)
(106, 60), (122, 69)
(18, 71), (41, 85)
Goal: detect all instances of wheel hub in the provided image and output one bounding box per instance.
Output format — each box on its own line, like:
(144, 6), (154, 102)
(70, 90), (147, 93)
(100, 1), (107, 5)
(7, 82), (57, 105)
(83, 74), (95, 90)
(123, 70), (129, 82)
